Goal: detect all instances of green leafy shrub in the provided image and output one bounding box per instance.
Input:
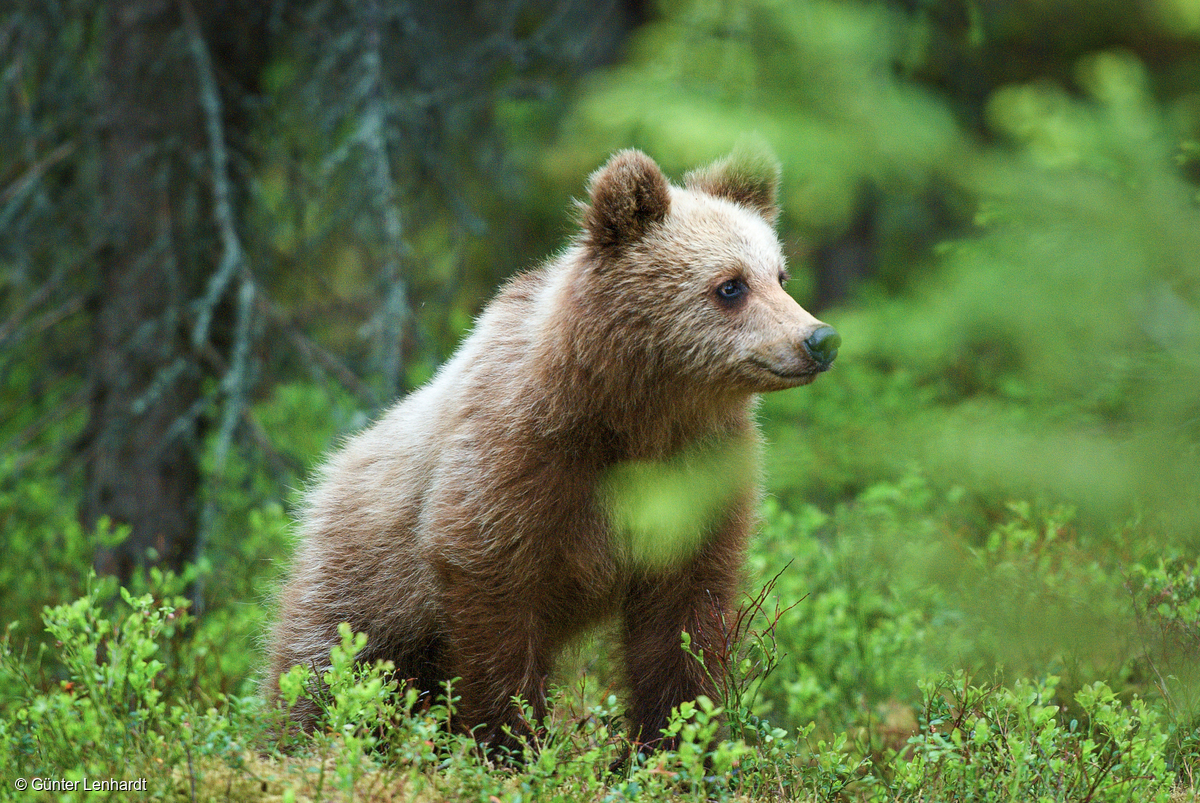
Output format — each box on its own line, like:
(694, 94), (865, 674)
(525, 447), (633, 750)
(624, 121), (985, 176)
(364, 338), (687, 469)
(3, 496), (1199, 800)
(0, 458), (123, 649)
(887, 673), (1173, 802)
(746, 473), (1186, 740)
(1129, 557), (1200, 780)
(0, 575), (261, 798)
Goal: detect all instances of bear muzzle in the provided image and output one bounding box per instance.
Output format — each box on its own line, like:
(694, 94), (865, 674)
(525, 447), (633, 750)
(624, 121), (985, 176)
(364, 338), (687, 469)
(745, 324), (839, 388)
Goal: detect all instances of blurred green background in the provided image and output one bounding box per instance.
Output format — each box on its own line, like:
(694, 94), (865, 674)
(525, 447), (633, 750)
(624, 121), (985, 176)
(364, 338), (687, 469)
(2, 0), (1200, 792)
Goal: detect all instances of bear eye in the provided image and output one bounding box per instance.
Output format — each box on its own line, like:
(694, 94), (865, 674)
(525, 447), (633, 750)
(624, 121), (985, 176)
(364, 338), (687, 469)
(715, 279), (746, 304)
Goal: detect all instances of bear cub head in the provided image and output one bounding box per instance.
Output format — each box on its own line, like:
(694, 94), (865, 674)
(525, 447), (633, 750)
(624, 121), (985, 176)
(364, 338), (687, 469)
(577, 146), (839, 395)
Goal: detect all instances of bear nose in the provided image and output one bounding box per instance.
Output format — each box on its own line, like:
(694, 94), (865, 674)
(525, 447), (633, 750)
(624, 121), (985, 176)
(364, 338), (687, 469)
(803, 325), (841, 368)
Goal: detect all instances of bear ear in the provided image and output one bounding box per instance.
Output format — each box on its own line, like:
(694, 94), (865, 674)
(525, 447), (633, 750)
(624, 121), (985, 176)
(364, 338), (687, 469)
(581, 149), (671, 256)
(684, 142), (782, 225)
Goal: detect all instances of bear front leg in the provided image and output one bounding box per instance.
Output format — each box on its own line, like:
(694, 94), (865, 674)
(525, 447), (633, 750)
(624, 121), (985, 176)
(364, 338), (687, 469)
(440, 584), (552, 761)
(619, 524), (746, 754)
(620, 576), (725, 752)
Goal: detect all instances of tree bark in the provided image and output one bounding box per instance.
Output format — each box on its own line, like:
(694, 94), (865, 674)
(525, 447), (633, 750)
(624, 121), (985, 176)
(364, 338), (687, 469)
(84, 0), (212, 581)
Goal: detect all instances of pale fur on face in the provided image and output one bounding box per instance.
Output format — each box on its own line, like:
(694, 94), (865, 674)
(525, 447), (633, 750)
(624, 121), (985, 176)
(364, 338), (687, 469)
(628, 186), (827, 393)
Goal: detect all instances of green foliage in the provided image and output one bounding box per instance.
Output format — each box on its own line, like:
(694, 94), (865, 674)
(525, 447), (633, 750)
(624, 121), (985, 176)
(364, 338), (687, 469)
(0, 575), (273, 800)
(4, 0), (1200, 799)
(543, 0), (966, 242)
(0, 458), (120, 627)
(541, 0), (1200, 546)
(6, 583), (187, 778)
(602, 434), (758, 569)
(884, 673), (1174, 802)
(1129, 557), (1200, 779)
(3, 483), (1200, 800)
(741, 470), (1195, 762)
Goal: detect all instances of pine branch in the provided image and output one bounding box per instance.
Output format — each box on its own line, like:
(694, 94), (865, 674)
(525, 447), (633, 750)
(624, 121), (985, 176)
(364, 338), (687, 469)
(180, 0), (261, 613)
(180, 0), (250, 353)
(358, 0), (412, 402)
(254, 293), (379, 408)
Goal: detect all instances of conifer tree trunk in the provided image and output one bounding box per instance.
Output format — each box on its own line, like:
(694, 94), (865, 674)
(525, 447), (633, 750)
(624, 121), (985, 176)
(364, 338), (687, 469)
(84, 0), (213, 581)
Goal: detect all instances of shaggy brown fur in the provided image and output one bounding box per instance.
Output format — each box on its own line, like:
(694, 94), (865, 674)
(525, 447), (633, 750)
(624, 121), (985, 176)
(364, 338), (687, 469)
(265, 148), (836, 756)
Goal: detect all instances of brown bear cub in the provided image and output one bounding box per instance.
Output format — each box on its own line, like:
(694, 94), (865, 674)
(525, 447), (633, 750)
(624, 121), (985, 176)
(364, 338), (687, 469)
(265, 147), (840, 758)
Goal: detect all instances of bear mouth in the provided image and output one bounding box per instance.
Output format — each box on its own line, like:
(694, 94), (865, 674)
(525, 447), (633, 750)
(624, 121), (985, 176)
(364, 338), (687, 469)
(746, 359), (823, 385)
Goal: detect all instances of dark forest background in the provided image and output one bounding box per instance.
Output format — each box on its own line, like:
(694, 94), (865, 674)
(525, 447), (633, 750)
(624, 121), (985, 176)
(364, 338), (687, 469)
(2, 1), (1200, 799)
